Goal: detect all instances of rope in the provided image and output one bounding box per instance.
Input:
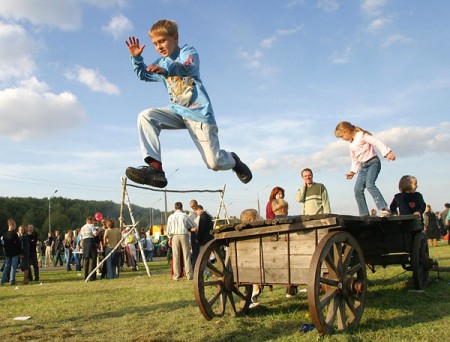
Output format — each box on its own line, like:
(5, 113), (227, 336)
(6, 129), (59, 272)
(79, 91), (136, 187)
(126, 183), (223, 194)
(378, 270), (408, 284)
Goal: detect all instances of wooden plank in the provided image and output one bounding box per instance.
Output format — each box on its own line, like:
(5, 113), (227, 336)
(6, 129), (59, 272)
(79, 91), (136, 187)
(215, 217), (339, 239)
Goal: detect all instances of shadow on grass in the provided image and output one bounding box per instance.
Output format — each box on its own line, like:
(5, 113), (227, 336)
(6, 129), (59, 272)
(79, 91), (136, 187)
(356, 276), (450, 333)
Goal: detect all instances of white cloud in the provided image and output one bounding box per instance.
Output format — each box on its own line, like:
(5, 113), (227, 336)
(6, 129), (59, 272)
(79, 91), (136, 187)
(0, 0), (82, 31)
(102, 14), (132, 39)
(82, 0), (129, 8)
(65, 66), (120, 95)
(260, 36), (277, 49)
(0, 21), (39, 81)
(331, 46), (352, 64)
(368, 17), (388, 32)
(260, 25), (304, 49)
(381, 34), (413, 48)
(361, 0), (388, 16)
(237, 48), (281, 75)
(277, 26), (304, 36)
(0, 77), (86, 141)
(241, 25), (303, 74)
(286, 0), (306, 9)
(317, 0), (340, 12)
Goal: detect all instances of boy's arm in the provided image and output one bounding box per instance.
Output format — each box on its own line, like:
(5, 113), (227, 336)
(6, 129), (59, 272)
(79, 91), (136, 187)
(131, 55), (165, 82)
(126, 37), (165, 82)
(125, 36), (145, 57)
(161, 45), (199, 77)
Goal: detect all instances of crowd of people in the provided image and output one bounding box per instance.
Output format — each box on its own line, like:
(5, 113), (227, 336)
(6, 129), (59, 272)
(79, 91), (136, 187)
(0, 216), (162, 285)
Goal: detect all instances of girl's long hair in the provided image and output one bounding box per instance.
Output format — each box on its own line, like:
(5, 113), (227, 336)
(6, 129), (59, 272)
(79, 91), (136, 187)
(269, 186), (285, 200)
(334, 121), (371, 138)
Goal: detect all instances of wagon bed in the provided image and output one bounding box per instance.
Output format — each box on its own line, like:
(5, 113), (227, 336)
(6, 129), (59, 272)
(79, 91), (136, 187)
(193, 214), (432, 334)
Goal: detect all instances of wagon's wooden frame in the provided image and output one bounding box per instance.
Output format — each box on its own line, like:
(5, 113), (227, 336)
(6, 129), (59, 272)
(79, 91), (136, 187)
(193, 214), (432, 335)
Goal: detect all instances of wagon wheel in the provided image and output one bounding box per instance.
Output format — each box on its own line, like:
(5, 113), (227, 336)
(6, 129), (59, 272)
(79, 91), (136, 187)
(308, 231), (367, 335)
(412, 231), (430, 290)
(194, 239), (252, 320)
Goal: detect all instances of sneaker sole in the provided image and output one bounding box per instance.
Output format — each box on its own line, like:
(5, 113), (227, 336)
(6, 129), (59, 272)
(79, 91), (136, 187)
(126, 167), (168, 188)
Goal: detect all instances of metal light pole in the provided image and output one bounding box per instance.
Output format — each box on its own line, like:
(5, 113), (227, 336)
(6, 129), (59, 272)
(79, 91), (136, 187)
(164, 168), (179, 224)
(48, 189), (58, 233)
(246, 184), (269, 216)
(150, 198), (162, 228)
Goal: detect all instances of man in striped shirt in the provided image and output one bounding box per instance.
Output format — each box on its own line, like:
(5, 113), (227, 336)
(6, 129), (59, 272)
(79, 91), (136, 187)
(296, 168), (331, 215)
(167, 202), (196, 280)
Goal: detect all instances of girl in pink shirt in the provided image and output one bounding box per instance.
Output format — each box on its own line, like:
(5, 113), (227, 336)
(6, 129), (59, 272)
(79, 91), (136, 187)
(335, 121), (396, 217)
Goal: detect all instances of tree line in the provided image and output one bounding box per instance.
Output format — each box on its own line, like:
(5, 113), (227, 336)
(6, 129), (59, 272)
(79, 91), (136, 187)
(0, 196), (163, 240)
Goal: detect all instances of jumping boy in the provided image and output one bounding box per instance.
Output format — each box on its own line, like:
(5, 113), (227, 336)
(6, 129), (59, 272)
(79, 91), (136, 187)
(125, 19), (252, 188)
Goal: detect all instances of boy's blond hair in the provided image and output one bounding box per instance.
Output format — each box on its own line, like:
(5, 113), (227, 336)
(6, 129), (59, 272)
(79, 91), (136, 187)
(149, 19), (178, 37)
(272, 199), (289, 216)
(240, 209), (262, 224)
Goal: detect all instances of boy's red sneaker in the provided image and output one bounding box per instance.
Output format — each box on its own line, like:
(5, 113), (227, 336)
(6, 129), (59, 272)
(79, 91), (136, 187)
(126, 165), (168, 188)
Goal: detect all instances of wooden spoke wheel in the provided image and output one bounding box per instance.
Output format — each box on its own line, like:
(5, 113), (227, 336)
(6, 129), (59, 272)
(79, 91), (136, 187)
(194, 239), (252, 320)
(308, 231), (367, 335)
(412, 231), (430, 290)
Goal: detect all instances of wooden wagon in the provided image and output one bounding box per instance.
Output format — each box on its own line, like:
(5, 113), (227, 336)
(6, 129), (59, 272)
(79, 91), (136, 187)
(193, 214), (433, 335)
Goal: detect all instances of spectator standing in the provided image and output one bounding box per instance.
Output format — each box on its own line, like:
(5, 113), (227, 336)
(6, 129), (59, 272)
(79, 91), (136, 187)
(295, 168), (331, 215)
(139, 233), (149, 262)
(104, 220), (122, 279)
(167, 202), (196, 281)
(146, 232), (155, 262)
(189, 199), (200, 269)
(74, 229), (82, 271)
(125, 228), (138, 271)
(44, 232), (54, 267)
(53, 230), (64, 266)
(26, 224), (39, 282)
(442, 203), (450, 245)
(80, 217), (98, 281)
(192, 205), (214, 252)
(266, 187), (285, 220)
(64, 230), (74, 271)
(424, 205), (440, 247)
(36, 238), (42, 267)
(1, 219), (22, 286)
(18, 226), (30, 284)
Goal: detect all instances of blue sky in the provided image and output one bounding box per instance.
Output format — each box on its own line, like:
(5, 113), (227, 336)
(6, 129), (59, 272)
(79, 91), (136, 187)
(1, 0), (449, 221)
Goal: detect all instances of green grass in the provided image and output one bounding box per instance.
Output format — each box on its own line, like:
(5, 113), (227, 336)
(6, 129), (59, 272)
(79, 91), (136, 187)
(1, 241), (449, 342)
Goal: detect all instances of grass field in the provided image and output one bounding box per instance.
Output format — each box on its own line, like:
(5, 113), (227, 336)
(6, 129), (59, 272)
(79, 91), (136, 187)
(0, 241), (449, 342)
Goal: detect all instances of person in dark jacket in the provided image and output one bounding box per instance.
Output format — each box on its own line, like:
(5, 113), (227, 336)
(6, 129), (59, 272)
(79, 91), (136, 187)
(53, 230), (64, 267)
(1, 219), (22, 286)
(193, 205), (214, 249)
(26, 224), (39, 281)
(424, 205), (440, 247)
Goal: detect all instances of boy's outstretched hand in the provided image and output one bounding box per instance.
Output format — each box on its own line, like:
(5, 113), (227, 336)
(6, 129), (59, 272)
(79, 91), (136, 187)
(126, 36), (145, 57)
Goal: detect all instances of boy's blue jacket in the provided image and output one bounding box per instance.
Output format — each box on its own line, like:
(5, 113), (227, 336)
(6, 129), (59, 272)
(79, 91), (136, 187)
(131, 44), (216, 124)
